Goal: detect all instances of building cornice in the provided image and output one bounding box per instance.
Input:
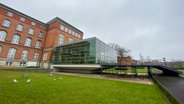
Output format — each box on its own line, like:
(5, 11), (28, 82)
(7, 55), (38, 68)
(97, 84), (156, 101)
(47, 17), (83, 34)
(0, 3), (47, 26)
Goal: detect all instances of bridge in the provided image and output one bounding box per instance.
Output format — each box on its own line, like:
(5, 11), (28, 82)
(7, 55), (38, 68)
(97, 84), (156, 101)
(101, 64), (182, 76)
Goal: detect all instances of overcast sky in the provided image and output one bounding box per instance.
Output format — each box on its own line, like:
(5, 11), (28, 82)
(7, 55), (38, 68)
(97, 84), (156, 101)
(1, 0), (184, 61)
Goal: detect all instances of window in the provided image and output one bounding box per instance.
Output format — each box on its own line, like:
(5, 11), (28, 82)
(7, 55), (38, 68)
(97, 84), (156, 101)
(7, 12), (13, 17)
(7, 48), (16, 59)
(28, 28), (34, 35)
(75, 33), (78, 37)
(72, 31), (75, 36)
(0, 46), (2, 53)
(24, 38), (32, 46)
(33, 52), (39, 61)
(78, 34), (81, 38)
(35, 41), (41, 48)
(21, 50), (28, 60)
(58, 34), (65, 45)
(12, 34), (20, 44)
(16, 24), (23, 31)
(2, 19), (11, 27)
(60, 25), (64, 30)
(64, 27), (68, 32)
(43, 53), (48, 61)
(69, 38), (73, 43)
(69, 29), (72, 34)
(0, 31), (7, 41)
(40, 25), (45, 29)
(31, 22), (36, 26)
(20, 17), (25, 22)
(38, 31), (43, 37)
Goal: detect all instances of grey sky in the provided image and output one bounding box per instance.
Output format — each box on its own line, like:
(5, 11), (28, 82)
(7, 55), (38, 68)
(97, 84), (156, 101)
(1, 0), (183, 61)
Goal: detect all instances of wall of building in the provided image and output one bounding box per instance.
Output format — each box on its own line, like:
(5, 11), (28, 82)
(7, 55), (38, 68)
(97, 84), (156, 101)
(0, 3), (83, 68)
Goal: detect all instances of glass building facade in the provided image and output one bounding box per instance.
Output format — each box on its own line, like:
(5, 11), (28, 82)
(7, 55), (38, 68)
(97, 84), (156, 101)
(52, 37), (117, 64)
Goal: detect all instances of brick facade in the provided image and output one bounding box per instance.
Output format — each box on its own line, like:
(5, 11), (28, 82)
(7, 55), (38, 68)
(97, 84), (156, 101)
(0, 3), (83, 68)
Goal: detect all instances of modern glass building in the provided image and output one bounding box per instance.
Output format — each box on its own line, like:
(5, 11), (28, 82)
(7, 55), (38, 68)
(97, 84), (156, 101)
(52, 37), (117, 65)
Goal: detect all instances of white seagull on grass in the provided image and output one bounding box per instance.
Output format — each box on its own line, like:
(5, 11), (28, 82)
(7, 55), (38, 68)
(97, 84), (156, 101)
(26, 79), (31, 83)
(54, 78), (56, 80)
(59, 77), (62, 80)
(13, 79), (18, 83)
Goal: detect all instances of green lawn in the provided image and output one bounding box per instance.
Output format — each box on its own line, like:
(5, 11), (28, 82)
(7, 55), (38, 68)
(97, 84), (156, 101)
(103, 68), (148, 74)
(0, 70), (167, 104)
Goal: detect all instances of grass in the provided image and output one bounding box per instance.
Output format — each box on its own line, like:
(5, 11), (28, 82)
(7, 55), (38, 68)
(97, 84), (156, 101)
(103, 68), (148, 74)
(0, 70), (167, 104)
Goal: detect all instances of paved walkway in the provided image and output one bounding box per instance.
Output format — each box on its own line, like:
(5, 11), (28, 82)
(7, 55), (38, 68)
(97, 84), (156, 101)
(154, 75), (184, 104)
(53, 72), (153, 85)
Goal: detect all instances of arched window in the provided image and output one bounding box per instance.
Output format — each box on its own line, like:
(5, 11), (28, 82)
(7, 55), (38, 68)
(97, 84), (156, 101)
(12, 34), (20, 44)
(0, 31), (7, 41)
(28, 28), (34, 35)
(33, 52), (39, 61)
(2, 19), (11, 27)
(0, 46), (2, 53)
(7, 48), (16, 59)
(58, 34), (65, 45)
(24, 38), (32, 46)
(16, 24), (23, 31)
(21, 50), (28, 60)
(35, 40), (41, 48)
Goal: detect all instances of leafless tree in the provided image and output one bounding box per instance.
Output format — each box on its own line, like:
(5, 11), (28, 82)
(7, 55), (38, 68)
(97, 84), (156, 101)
(139, 53), (144, 64)
(109, 43), (130, 57)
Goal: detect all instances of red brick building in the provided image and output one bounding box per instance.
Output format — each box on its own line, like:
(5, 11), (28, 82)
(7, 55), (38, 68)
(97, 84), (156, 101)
(117, 56), (132, 65)
(0, 3), (83, 68)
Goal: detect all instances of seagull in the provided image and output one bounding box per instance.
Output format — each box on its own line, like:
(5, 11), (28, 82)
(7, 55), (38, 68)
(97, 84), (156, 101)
(54, 78), (56, 80)
(13, 79), (18, 83)
(59, 77), (62, 80)
(26, 79), (31, 83)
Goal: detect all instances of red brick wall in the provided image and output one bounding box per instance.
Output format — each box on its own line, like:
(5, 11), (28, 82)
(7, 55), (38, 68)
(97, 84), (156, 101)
(0, 4), (84, 66)
(0, 6), (47, 62)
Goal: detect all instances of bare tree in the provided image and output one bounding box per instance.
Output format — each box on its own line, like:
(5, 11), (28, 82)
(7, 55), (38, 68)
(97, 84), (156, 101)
(139, 53), (144, 64)
(109, 43), (131, 65)
(109, 43), (130, 57)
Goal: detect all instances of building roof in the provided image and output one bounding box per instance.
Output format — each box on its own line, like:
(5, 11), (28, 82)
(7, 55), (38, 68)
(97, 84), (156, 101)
(47, 17), (83, 34)
(55, 37), (115, 51)
(0, 3), (47, 26)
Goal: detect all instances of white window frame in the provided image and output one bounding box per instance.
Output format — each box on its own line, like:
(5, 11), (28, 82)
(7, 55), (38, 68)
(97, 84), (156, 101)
(78, 34), (81, 38)
(7, 12), (13, 17)
(69, 29), (72, 34)
(35, 41), (41, 48)
(21, 50), (28, 60)
(7, 48), (16, 59)
(43, 53), (48, 61)
(12, 34), (20, 44)
(72, 31), (75, 36)
(2, 19), (11, 27)
(16, 24), (23, 31)
(60, 25), (64, 30)
(69, 38), (73, 43)
(38, 31), (43, 37)
(24, 38), (32, 46)
(20, 17), (25, 22)
(0, 31), (7, 41)
(58, 34), (65, 45)
(33, 52), (39, 61)
(64, 27), (68, 32)
(31, 22), (36, 26)
(28, 28), (34, 35)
